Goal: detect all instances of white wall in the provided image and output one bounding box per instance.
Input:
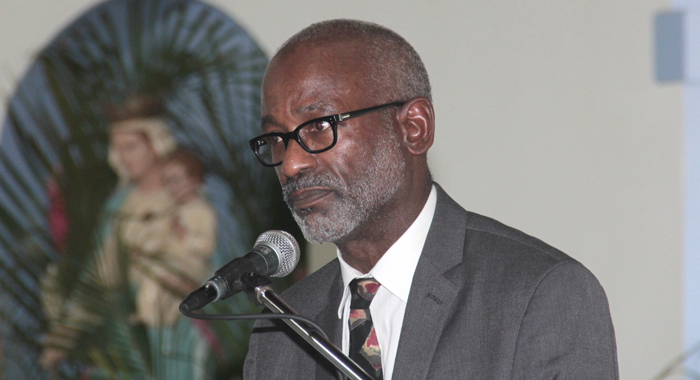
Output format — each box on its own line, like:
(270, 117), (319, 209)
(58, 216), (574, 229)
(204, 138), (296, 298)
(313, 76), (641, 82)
(0, 1), (683, 379)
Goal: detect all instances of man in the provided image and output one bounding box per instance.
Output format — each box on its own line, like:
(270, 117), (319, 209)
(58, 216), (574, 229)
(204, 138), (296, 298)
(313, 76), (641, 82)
(244, 19), (618, 380)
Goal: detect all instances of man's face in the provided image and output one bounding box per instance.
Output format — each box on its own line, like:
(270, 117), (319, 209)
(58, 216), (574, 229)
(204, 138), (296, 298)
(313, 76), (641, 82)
(262, 42), (407, 244)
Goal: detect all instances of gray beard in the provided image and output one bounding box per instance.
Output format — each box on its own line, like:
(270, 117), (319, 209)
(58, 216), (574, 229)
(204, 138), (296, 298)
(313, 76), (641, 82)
(282, 129), (405, 244)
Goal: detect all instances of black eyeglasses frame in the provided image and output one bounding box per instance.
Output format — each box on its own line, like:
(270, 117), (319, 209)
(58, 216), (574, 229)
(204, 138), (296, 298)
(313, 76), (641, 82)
(249, 101), (405, 167)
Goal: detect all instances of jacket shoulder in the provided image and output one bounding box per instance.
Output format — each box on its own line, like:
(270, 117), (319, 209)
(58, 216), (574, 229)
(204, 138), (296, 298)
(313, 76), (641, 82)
(432, 184), (571, 274)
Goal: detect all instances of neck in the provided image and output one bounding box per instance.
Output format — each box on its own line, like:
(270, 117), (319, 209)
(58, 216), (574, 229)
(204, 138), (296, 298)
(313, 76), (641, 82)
(136, 166), (164, 193)
(177, 192), (198, 205)
(337, 180), (431, 274)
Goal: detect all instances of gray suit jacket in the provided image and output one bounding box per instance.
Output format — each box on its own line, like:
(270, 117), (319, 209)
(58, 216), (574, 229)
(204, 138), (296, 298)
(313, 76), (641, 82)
(244, 184), (618, 379)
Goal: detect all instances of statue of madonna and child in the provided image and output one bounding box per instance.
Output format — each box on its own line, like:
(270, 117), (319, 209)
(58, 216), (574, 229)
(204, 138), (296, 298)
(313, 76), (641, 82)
(40, 96), (224, 379)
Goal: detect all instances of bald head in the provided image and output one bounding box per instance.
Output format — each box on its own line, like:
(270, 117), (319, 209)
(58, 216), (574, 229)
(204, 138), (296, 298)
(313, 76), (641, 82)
(273, 19), (432, 105)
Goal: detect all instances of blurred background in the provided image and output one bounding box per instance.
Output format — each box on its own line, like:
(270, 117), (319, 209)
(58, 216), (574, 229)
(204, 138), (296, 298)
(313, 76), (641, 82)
(0, 0), (696, 379)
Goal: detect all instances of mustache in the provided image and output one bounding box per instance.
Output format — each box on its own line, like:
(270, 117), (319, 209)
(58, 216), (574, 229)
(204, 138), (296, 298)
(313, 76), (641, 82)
(282, 172), (344, 203)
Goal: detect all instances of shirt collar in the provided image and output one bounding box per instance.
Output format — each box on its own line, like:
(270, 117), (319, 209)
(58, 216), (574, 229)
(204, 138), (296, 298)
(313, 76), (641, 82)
(337, 185), (437, 317)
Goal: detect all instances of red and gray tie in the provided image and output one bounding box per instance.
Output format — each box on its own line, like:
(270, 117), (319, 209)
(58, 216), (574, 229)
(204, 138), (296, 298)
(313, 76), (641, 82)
(348, 277), (383, 380)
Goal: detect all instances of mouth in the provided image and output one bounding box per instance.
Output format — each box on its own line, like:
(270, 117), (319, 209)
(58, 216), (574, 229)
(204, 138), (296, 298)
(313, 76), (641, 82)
(287, 187), (334, 210)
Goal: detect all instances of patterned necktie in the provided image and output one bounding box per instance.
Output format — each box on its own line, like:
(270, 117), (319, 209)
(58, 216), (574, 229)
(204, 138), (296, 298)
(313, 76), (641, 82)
(348, 277), (383, 380)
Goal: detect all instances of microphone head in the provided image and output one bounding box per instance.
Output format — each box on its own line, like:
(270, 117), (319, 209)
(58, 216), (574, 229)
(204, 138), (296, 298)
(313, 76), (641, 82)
(254, 230), (300, 277)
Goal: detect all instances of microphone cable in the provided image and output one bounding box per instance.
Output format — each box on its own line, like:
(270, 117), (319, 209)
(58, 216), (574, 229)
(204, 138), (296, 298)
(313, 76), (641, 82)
(180, 307), (350, 380)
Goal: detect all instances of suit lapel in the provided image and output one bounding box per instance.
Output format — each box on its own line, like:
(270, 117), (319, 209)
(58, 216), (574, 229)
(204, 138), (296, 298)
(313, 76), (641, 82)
(391, 184), (467, 380)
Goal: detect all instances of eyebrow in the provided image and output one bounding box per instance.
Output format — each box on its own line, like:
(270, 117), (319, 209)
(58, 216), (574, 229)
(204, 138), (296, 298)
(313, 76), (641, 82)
(260, 102), (337, 130)
(261, 115), (277, 129)
(297, 102), (335, 115)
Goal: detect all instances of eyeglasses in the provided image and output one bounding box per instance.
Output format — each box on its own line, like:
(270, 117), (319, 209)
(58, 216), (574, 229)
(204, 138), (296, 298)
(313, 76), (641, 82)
(249, 101), (405, 167)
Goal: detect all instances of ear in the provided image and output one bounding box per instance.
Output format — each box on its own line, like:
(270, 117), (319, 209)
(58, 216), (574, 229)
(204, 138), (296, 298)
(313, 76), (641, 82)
(397, 97), (435, 156)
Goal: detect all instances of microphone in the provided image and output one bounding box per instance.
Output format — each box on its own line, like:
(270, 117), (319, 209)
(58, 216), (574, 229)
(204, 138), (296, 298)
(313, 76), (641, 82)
(179, 230), (300, 313)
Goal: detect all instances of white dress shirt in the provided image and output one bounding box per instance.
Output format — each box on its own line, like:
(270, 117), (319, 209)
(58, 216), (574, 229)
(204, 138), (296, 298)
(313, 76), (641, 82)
(337, 185), (437, 380)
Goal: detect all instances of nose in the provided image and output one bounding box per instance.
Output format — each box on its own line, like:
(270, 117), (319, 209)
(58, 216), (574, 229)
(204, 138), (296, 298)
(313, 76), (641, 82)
(280, 139), (317, 179)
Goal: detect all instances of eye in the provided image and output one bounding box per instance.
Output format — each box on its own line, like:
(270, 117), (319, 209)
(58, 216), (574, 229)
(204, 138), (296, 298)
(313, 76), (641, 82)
(306, 120), (332, 133)
(262, 135), (283, 145)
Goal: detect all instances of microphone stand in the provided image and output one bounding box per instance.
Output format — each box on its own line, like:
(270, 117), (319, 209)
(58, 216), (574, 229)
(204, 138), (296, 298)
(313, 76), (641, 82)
(242, 274), (375, 380)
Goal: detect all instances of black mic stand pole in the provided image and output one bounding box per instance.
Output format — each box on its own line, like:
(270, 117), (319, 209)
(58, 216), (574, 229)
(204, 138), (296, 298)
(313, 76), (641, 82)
(242, 274), (374, 380)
